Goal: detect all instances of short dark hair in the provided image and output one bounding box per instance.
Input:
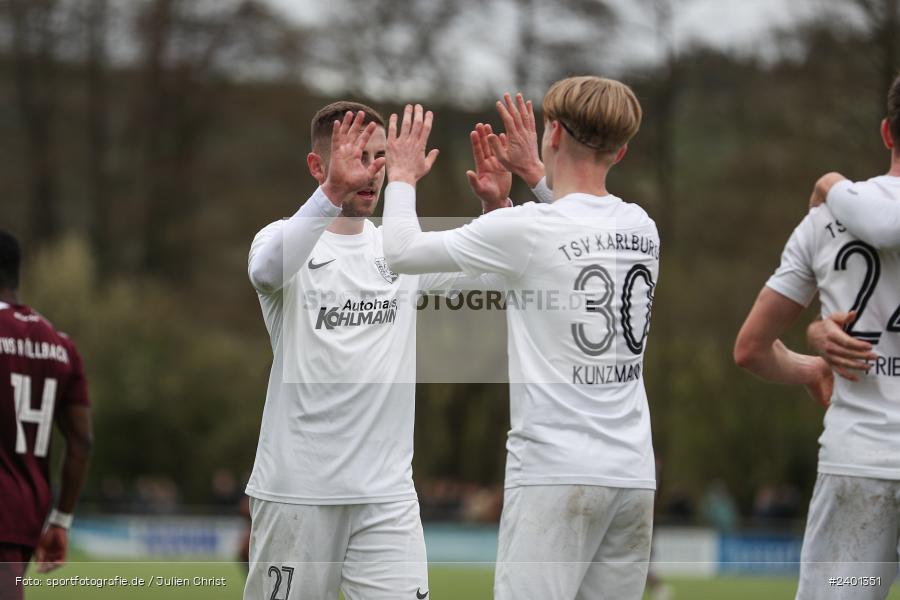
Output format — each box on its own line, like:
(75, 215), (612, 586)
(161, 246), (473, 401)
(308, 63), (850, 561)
(310, 101), (385, 154)
(889, 73), (900, 146)
(0, 230), (21, 291)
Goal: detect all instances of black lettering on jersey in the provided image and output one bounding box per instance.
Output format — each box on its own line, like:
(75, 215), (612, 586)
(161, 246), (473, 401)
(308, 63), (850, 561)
(268, 566), (294, 600)
(834, 241), (882, 344)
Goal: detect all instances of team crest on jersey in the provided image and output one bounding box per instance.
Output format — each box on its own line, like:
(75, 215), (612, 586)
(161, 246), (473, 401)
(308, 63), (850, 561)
(374, 257), (398, 284)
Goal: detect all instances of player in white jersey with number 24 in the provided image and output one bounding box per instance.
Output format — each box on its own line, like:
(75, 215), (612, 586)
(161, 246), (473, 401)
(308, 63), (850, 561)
(735, 73), (900, 600)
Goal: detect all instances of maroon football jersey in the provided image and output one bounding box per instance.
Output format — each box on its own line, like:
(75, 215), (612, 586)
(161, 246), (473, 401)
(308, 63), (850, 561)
(0, 302), (88, 548)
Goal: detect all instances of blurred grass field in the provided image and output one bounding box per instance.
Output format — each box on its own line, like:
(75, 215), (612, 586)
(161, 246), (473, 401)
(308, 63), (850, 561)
(20, 560), (900, 599)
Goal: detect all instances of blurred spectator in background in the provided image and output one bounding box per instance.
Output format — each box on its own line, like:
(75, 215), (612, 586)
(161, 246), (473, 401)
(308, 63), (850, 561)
(419, 478), (503, 523)
(209, 468), (243, 511)
(753, 483), (802, 526)
(98, 477), (128, 513)
(662, 485), (695, 524)
(700, 479), (739, 532)
(134, 476), (180, 514)
(461, 484), (503, 523)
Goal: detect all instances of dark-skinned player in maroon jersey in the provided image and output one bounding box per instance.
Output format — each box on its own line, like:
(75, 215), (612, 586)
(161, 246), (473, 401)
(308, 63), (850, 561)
(0, 230), (92, 600)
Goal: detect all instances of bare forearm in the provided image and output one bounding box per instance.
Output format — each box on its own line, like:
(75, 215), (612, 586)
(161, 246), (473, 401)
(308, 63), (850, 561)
(56, 442), (90, 513)
(737, 339), (824, 385)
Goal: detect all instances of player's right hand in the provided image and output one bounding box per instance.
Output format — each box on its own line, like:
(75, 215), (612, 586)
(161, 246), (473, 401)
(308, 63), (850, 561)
(808, 172), (846, 209)
(323, 111), (386, 207)
(488, 92), (545, 188)
(807, 311), (877, 381)
(34, 525), (68, 573)
(386, 104), (440, 185)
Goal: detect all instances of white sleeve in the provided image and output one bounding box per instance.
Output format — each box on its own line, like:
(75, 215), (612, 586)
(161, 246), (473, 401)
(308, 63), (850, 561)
(382, 182), (472, 274)
(441, 201), (537, 279)
(828, 179), (900, 250)
(531, 176), (554, 204)
(248, 187), (341, 294)
(419, 271), (505, 292)
(765, 214), (818, 307)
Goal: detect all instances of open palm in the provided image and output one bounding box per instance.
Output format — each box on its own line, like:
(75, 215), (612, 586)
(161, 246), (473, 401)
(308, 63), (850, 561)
(467, 123), (511, 206)
(324, 110), (386, 199)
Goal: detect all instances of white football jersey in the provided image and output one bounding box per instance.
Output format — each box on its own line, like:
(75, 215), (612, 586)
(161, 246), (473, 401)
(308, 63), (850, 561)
(246, 198), (472, 504)
(442, 194), (660, 490)
(767, 187), (900, 479)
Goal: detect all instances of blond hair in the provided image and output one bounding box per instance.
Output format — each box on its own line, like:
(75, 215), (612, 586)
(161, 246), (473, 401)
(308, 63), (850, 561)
(542, 76), (642, 154)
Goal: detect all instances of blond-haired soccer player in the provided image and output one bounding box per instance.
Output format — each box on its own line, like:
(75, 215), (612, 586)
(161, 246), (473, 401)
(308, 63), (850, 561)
(735, 73), (900, 600)
(382, 76), (659, 600)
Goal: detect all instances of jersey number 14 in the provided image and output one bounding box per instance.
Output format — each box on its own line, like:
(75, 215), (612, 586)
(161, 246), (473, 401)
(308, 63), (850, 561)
(10, 373), (56, 458)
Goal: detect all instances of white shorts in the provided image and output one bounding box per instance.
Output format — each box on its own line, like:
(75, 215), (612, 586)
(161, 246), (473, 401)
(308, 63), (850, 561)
(243, 497), (428, 600)
(796, 474), (900, 600)
(494, 484), (654, 600)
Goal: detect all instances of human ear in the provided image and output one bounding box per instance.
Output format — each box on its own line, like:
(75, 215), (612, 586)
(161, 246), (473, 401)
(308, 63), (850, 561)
(307, 152), (327, 184)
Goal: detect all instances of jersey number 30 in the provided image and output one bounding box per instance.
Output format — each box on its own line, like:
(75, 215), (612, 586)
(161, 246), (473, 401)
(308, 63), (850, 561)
(572, 264), (655, 356)
(10, 373), (56, 458)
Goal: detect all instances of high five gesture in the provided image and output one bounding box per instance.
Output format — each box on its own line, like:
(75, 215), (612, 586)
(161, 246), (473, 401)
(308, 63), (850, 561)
(467, 123), (512, 211)
(387, 104), (440, 186)
(488, 93), (545, 188)
(321, 110), (387, 207)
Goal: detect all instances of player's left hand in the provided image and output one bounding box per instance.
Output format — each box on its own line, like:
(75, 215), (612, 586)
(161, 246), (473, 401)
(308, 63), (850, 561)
(808, 172), (846, 209)
(34, 525), (68, 573)
(807, 311), (876, 381)
(804, 357), (833, 408)
(387, 104), (440, 185)
(466, 123), (512, 212)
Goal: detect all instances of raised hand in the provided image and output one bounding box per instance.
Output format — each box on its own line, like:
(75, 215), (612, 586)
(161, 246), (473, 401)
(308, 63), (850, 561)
(322, 110), (386, 207)
(387, 104), (440, 185)
(466, 123), (512, 211)
(807, 311), (877, 381)
(808, 172), (846, 209)
(487, 92), (544, 187)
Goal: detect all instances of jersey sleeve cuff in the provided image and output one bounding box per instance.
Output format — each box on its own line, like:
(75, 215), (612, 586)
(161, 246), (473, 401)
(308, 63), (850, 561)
(308, 186), (343, 218)
(531, 177), (554, 204)
(764, 279), (816, 308)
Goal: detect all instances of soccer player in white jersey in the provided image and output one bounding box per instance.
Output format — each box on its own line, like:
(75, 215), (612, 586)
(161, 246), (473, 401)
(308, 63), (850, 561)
(244, 102), (507, 600)
(734, 74), (900, 600)
(382, 76), (659, 600)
